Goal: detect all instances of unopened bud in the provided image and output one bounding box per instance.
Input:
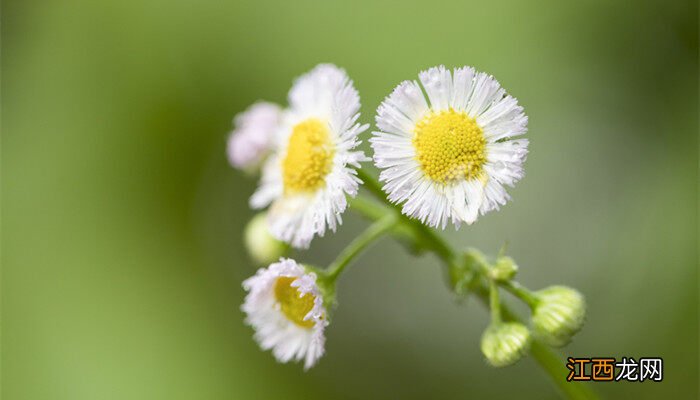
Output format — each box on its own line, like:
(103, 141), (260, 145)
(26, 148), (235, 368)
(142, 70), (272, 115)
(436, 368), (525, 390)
(531, 286), (586, 347)
(490, 256), (518, 281)
(244, 213), (288, 265)
(480, 322), (531, 367)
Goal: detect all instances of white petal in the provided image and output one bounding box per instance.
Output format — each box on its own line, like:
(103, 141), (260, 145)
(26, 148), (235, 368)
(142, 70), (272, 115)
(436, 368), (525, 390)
(372, 65), (529, 227)
(450, 66), (476, 111)
(242, 259), (327, 369)
(419, 65), (452, 111)
(251, 64), (367, 248)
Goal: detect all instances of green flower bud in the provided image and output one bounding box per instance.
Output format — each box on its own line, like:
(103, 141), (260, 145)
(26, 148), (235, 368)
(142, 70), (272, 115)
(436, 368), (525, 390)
(531, 286), (586, 347)
(244, 213), (288, 265)
(480, 322), (531, 367)
(490, 256), (518, 281)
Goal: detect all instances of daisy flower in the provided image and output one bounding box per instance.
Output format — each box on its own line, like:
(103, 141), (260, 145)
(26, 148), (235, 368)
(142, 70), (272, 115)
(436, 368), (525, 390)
(250, 64), (368, 248)
(371, 65), (529, 228)
(227, 102), (283, 170)
(242, 258), (328, 369)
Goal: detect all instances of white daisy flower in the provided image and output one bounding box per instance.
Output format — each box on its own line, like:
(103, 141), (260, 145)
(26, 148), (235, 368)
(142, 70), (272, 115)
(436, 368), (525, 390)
(371, 65), (529, 228)
(250, 64), (368, 248)
(227, 102), (283, 170)
(242, 258), (328, 369)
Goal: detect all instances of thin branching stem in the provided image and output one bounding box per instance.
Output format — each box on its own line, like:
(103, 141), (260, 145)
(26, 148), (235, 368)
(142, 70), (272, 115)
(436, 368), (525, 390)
(352, 168), (598, 400)
(324, 213), (397, 283)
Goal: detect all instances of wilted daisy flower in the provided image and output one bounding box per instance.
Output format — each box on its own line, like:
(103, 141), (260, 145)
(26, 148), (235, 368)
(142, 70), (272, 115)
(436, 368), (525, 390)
(242, 258), (328, 369)
(250, 64), (368, 248)
(371, 65), (529, 228)
(227, 102), (283, 170)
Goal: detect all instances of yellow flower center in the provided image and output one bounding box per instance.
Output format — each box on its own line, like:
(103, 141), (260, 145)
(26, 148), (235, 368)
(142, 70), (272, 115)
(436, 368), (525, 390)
(274, 276), (316, 328)
(282, 119), (335, 194)
(413, 109), (486, 184)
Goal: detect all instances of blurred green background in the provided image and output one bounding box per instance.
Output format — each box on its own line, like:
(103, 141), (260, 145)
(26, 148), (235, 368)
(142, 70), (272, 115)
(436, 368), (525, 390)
(2, 0), (697, 398)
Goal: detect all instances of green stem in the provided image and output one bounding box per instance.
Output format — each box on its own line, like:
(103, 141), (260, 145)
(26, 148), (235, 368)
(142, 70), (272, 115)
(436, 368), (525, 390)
(529, 340), (598, 400)
(464, 250), (539, 309)
(467, 248), (492, 275)
(351, 170), (598, 400)
(489, 279), (502, 324)
(501, 280), (539, 308)
(324, 213), (397, 283)
(356, 169), (455, 262)
(348, 197), (417, 244)
(357, 168), (388, 201)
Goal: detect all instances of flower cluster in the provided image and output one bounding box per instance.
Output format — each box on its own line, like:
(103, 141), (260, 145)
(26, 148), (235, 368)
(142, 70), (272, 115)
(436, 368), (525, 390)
(227, 63), (585, 371)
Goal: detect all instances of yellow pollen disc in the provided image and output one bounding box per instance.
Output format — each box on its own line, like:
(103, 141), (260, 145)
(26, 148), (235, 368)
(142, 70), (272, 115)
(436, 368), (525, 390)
(282, 119), (335, 194)
(274, 276), (316, 328)
(413, 109), (486, 184)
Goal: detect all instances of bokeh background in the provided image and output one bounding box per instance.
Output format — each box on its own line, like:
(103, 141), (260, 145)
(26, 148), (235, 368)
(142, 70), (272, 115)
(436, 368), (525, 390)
(3, 0), (698, 398)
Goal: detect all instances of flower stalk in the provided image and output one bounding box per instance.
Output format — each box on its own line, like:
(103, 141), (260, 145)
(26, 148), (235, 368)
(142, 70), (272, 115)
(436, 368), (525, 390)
(324, 213), (398, 284)
(489, 279), (502, 324)
(233, 64), (588, 385)
(351, 168), (598, 400)
(501, 280), (539, 308)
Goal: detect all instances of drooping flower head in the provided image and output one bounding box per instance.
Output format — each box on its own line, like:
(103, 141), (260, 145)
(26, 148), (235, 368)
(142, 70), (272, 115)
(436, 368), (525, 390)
(242, 258), (328, 369)
(250, 64), (368, 248)
(227, 102), (283, 171)
(371, 65), (529, 228)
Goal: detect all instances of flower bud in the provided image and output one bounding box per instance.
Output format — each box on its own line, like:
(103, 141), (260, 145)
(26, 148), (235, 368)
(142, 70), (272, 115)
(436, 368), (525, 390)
(480, 322), (531, 367)
(490, 256), (518, 281)
(244, 213), (288, 265)
(531, 286), (586, 347)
